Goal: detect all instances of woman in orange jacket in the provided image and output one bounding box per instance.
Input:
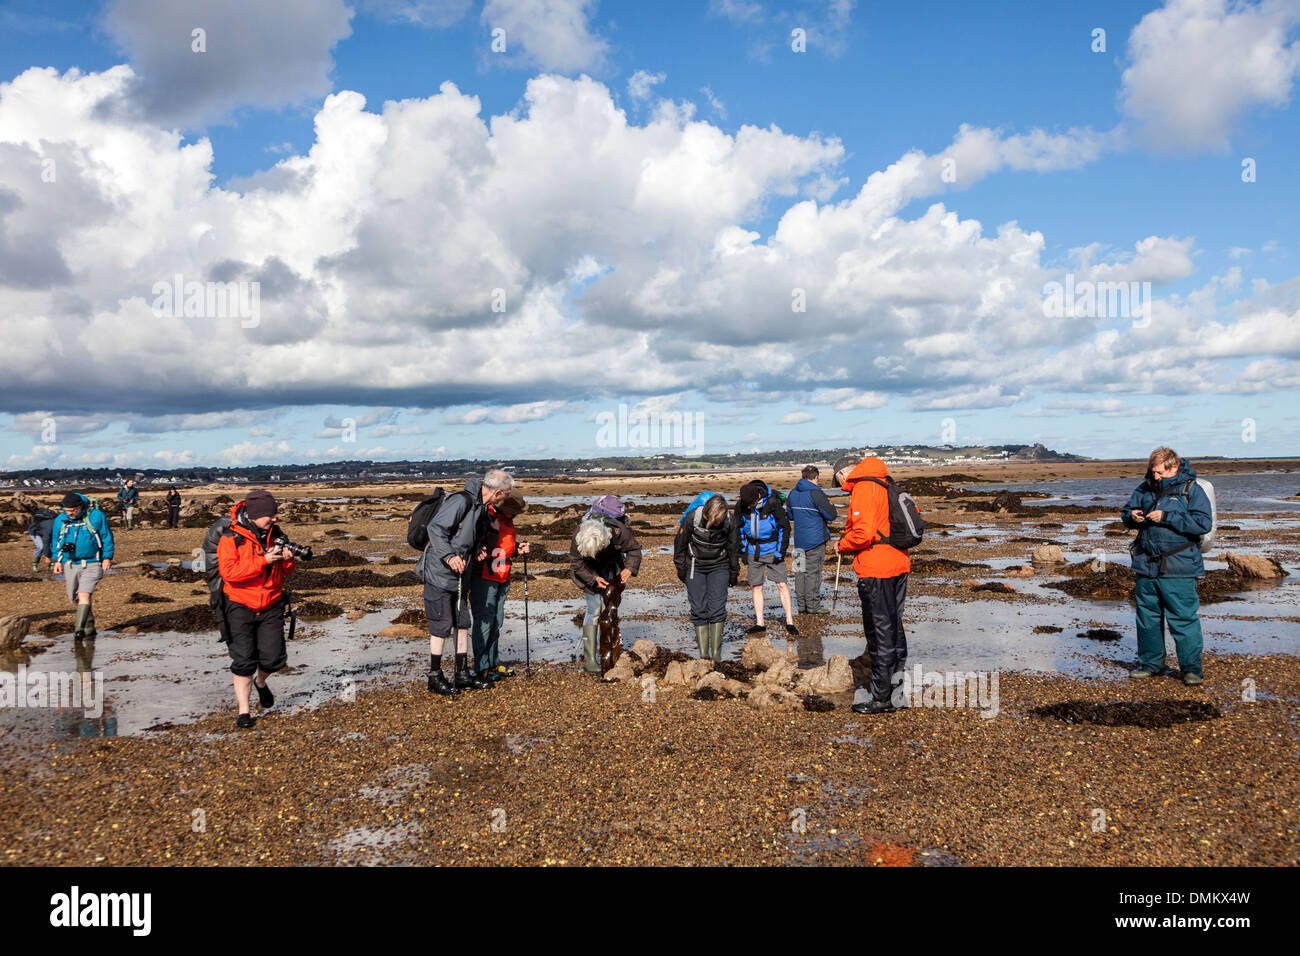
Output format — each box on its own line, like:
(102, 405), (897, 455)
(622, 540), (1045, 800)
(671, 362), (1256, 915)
(216, 490), (296, 728)
(833, 456), (911, 715)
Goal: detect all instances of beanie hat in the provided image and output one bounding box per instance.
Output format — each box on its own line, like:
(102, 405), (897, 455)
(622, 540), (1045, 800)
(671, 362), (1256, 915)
(831, 457), (858, 488)
(61, 492), (83, 509)
(499, 491), (526, 517)
(244, 489), (278, 519)
(590, 494), (625, 520)
(737, 481), (767, 511)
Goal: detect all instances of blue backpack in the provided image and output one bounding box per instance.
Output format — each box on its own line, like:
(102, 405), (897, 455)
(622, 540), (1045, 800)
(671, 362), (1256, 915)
(739, 486), (787, 560)
(679, 491), (719, 526)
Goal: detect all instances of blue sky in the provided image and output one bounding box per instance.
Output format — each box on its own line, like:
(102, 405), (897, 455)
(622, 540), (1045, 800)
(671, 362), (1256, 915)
(0, 0), (1297, 470)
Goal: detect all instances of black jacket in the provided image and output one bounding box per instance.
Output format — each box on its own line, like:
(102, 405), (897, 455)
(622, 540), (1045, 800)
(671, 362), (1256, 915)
(570, 515), (643, 593)
(165, 490), (181, 509)
(674, 507), (740, 581)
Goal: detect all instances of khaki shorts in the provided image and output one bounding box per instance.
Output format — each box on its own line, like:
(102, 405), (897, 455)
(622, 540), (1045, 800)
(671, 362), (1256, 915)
(746, 558), (788, 587)
(64, 560), (103, 602)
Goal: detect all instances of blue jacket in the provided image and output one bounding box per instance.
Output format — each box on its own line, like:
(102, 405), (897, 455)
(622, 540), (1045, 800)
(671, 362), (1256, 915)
(118, 485), (139, 505)
(786, 478), (837, 550)
(1121, 462), (1212, 578)
(736, 483), (790, 561)
(51, 494), (115, 563)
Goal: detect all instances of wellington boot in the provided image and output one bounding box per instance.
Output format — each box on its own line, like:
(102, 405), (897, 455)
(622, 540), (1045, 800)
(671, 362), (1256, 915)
(581, 624), (600, 673)
(708, 621), (725, 663)
(73, 604), (91, 639)
(694, 625), (709, 659)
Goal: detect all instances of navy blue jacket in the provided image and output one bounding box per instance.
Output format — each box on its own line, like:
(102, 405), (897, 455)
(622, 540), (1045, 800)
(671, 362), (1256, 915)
(786, 478), (837, 550)
(1121, 462), (1212, 578)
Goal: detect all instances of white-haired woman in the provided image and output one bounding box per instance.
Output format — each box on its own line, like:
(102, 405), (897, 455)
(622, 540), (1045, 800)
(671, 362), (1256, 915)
(569, 495), (642, 674)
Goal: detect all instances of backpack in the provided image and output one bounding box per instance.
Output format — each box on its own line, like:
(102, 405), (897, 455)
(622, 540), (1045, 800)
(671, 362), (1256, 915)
(407, 488), (471, 551)
(740, 487), (787, 559)
(860, 476), (924, 550)
(1153, 477), (1218, 551)
(680, 491), (718, 526)
(28, 508), (57, 532)
(200, 516), (234, 596)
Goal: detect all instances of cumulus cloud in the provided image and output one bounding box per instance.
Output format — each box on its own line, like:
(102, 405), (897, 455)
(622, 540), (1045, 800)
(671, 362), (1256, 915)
(481, 0), (609, 73)
(627, 69), (665, 103)
(1119, 0), (1300, 151)
(103, 0), (354, 126)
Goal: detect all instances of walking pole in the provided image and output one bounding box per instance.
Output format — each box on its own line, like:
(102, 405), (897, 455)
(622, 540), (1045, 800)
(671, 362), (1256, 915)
(831, 548), (843, 614)
(522, 547), (531, 678)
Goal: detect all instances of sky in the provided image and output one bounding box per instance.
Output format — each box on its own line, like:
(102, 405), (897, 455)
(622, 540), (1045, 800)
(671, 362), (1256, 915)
(0, 0), (1297, 471)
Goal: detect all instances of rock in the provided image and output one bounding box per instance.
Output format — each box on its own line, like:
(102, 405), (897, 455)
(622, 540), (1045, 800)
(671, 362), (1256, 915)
(756, 658), (797, 688)
(121, 626), (139, 634)
(1075, 525), (1088, 534)
(345, 610), (367, 622)
(629, 639), (659, 665)
(740, 636), (784, 670)
(959, 578), (981, 588)
(0, 615), (30, 651)
(1005, 565), (1036, 579)
(797, 654), (854, 694)
(694, 671), (748, 698)
(1224, 552), (1286, 579)
(1031, 545), (1065, 566)
(746, 684), (803, 712)
(663, 658), (713, 686)
(377, 624), (426, 639)
(603, 654), (637, 682)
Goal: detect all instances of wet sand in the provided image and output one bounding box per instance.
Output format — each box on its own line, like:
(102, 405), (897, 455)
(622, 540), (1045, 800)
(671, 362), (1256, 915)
(1, 459), (1298, 865)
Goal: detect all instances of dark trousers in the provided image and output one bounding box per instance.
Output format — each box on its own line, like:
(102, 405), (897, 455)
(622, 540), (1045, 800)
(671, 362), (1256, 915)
(167, 505), (180, 529)
(793, 542), (826, 612)
(225, 600), (287, 677)
(684, 565), (729, 625)
(856, 573), (909, 703)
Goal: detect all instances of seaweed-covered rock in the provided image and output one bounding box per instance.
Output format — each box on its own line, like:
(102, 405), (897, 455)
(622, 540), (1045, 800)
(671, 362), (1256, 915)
(1032, 699), (1221, 728)
(747, 684), (802, 712)
(629, 639), (659, 666)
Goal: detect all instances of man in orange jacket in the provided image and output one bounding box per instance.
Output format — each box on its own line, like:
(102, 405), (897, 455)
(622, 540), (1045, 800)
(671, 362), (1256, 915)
(833, 455), (911, 715)
(217, 490), (296, 728)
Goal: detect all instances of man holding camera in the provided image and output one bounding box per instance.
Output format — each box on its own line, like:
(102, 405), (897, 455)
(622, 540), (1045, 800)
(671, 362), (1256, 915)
(50, 492), (115, 639)
(217, 490), (297, 728)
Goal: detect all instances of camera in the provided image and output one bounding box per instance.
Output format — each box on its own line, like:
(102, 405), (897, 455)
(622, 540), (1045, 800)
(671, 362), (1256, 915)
(270, 535), (313, 561)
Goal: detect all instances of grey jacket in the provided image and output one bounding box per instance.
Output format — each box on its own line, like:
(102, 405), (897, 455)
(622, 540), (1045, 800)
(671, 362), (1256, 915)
(416, 477), (487, 593)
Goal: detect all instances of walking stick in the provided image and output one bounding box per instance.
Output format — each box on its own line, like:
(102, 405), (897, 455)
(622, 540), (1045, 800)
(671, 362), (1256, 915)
(831, 548), (843, 613)
(522, 547), (531, 678)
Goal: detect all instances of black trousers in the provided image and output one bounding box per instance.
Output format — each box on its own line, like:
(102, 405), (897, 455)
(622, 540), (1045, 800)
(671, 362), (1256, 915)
(856, 573), (909, 703)
(167, 505), (180, 529)
(225, 600), (287, 677)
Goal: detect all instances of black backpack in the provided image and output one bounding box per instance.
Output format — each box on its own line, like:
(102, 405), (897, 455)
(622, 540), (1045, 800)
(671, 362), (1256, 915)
(407, 489), (471, 551)
(861, 476), (924, 550)
(201, 516), (234, 597)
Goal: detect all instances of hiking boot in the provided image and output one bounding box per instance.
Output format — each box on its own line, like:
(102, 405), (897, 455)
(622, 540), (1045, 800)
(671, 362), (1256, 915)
(255, 681), (274, 708)
(454, 667), (492, 690)
(236, 713), (256, 729)
(851, 699), (895, 716)
(1129, 668), (1166, 679)
(1182, 672), (1204, 687)
(427, 669), (458, 696)
(744, 623), (767, 635)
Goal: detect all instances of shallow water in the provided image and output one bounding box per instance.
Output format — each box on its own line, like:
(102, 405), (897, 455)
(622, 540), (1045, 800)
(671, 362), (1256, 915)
(982, 471), (1300, 513)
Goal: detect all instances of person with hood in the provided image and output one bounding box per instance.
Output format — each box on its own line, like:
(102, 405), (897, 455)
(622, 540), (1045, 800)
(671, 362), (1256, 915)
(165, 487), (182, 529)
(832, 455), (911, 716)
(570, 495), (642, 674)
(735, 479), (797, 640)
(786, 465), (838, 615)
(470, 490), (529, 682)
(216, 490), (297, 728)
(1121, 448), (1213, 686)
(673, 492), (740, 662)
(50, 492), (115, 639)
(417, 469), (513, 696)
(116, 479), (139, 530)
(26, 504), (58, 573)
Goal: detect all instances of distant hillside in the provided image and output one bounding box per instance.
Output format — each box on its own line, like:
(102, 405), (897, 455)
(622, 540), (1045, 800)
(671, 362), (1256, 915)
(1, 443), (1086, 487)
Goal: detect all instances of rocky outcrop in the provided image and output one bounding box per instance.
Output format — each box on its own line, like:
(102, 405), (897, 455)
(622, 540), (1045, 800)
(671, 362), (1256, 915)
(740, 636), (785, 670)
(1224, 552), (1286, 579)
(796, 654), (854, 694)
(0, 614), (30, 651)
(1031, 545), (1065, 566)
(746, 684), (803, 712)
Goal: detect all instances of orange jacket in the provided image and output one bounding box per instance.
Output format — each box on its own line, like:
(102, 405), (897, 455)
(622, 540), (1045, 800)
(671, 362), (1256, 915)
(836, 457), (911, 578)
(218, 502), (296, 612)
(480, 507), (518, 583)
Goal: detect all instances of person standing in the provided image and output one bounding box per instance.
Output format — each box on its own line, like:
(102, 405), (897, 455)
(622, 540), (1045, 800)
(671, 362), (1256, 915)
(417, 470), (512, 695)
(165, 488), (182, 529)
(216, 490), (297, 728)
(833, 455), (911, 716)
(1121, 448), (1212, 686)
(569, 495), (642, 675)
(26, 505), (57, 573)
(470, 490), (529, 682)
(50, 492), (115, 639)
(116, 479), (139, 531)
(786, 465), (838, 615)
(673, 493), (740, 662)
(735, 479), (797, 641)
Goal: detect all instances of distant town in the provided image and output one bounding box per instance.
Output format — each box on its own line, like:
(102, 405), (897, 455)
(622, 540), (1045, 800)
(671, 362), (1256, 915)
(0, 443), (1086, 489)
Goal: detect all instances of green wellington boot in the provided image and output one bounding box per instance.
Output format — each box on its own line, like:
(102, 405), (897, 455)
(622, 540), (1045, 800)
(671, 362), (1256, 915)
(694, 625), (709, 659)
(708, 621), (725, 663)
(581, 624), (601, 673)
(73, 604), (91, 639)
(83, 609), (97, 639)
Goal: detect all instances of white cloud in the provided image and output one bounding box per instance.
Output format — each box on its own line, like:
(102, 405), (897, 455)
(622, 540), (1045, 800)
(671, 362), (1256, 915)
(217, 439), (293, 466)
(1119, 0), (1300, 151)
(780, 411), (815, 424)
(103, 0), (354, 126)
(481, 0), (609, 73)
(361, 0), (473, 27)
(627, 69), (665, 103)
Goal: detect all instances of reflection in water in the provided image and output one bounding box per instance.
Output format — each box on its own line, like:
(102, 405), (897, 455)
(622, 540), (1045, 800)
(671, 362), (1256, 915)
(59, 639), (117, 738)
